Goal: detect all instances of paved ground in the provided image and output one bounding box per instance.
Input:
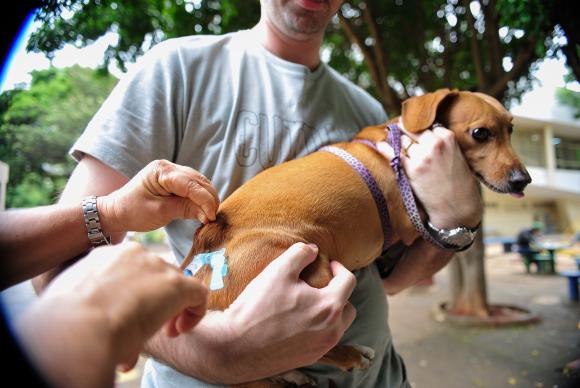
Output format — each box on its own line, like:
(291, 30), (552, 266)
(2, 244), (579, 387)
(389, 247), (580, 388)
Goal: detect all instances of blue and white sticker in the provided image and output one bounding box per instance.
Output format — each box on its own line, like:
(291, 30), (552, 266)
(183, 249), (228, 291)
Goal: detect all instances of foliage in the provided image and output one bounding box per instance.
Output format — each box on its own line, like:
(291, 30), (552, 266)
(331, 0), (575, 113)
(0, 65), (117, 207)
(130, 229), (168, 245)
(556, 87), (580, 118)
(28, 0), (578, 115)
(30, 0), (260, 71)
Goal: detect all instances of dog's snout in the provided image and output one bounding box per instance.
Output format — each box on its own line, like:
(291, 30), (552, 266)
(508, 169), (531, 193)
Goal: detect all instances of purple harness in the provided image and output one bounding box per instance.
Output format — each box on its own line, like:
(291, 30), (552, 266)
(319, 145), (392, 252)
(320, 123), (450, 251)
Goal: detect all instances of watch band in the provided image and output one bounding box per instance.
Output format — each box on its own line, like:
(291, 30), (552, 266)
(81, 196), (111, 247)
(425, 220), (480, 252)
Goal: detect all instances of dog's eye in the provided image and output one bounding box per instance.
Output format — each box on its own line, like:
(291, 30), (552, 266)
(508, 125), (514, 135)
(472, 127), (492, 142)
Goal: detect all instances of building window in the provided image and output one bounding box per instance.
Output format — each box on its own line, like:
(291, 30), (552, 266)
(511, 130), (545, 167)
(555, 137), (580, 170)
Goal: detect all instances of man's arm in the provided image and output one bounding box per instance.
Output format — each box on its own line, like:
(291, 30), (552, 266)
(382, 239), (453, 295)
(16, 242), (208, 388)
(378, 125), (483, 294)
(30, 157), (356, 384)
(144, 243), (357, 384)
(27, 156), (130, 291)
(31, 155), (219, 292)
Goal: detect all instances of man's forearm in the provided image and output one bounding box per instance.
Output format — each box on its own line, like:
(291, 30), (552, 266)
(0, 204), (92, 290)
(144, 311), (297, 385)
(383, 238), (453, 295)
(144, 311), (235, 384)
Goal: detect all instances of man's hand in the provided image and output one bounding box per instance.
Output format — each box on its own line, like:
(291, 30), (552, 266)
(224, 243), (357, 369)
(377, 125), (482, 228)
(18, 242), (208, 387)
(98, 159), (220, 234)
(146, 243), (358, 384)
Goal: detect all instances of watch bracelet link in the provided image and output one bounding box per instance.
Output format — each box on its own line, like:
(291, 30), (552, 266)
(425, 219), (480, 252)
(81, 196), (111, 247)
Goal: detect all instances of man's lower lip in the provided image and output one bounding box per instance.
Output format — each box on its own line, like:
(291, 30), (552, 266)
(295, 0), (325, 11)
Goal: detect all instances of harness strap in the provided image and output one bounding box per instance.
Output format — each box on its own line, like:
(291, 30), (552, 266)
(386, 123), (452, 250)
(319, 145), (392, 251)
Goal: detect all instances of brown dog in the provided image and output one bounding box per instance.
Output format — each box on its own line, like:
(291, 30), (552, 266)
(181, 88), (530, 383)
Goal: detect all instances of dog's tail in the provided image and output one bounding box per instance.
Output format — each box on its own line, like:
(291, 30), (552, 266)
(180, 212), (230, 270)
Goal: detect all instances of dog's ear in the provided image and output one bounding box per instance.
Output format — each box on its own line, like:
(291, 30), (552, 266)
(402, 89), (459, 133)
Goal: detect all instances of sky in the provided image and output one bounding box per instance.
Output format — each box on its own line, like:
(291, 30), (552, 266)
(0, 16), (126, 92)
(1, 12), (578, 124)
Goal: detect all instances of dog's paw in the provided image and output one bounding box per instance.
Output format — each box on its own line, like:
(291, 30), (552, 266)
(270, 370), (317, 387)
(349, 345), (375, 370)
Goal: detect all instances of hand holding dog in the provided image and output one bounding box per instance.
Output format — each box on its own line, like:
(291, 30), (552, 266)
(378, 125), (483, 228)
(214, 243), (357, 382)
(98, 159), (220, 234)
(144, 243), (357, 384)
(17, 242), (208, 388)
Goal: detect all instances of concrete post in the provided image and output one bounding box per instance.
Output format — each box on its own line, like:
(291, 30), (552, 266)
(543, 125), (556, 185)
(0, 161), (9, 210)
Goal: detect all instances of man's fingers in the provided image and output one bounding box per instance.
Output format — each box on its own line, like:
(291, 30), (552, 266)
(164, 316), (180, 337)
(376, 141), (394, 160)
(157, 170), (218, 222)
(117, 354), (139, 373)
(174, 164), (220, 209)
(324, 260), (357, 303)
(341, 302), (357, 329)
(431, 124), (452, 138)
(272, 243), (319, 278)
(175, 306), (206, 334)
(164, 277), (207, 337)
(180, 277), (208, 312)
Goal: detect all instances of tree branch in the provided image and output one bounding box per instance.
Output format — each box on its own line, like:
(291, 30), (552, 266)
(361, 3), (401, 111)
(483, 0), (503, 80)
(463, 0), (487, 88)
(338, 11), (395, 113)
(486, 40), (538, 98)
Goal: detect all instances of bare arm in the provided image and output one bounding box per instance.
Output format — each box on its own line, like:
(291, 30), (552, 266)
(25, 156), (129, 291)
(382, 239), (453, 295)
(378, 126), (483, 294)
(0, 204), (89, 289)
(30, 155), (218, 292)
(16, 242), (208, 388)
(144, 243), (357, 384)
(27, 157), (354, 384)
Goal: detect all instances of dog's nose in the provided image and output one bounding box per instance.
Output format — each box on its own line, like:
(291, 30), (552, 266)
(508, 169), (532, 192)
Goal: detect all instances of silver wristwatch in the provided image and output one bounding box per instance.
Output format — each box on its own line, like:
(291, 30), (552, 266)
(82, 196), (111, 247)
(425, 220), (480, 251)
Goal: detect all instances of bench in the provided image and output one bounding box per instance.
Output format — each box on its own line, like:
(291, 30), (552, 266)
(521, 252), (554, 274)
(561, 271), (580, 301)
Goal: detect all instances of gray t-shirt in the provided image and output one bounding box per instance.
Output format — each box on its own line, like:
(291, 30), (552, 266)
(71, 28), (407, 387)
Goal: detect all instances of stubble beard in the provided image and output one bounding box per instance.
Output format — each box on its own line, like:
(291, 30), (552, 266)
(276, 3), (330, 39)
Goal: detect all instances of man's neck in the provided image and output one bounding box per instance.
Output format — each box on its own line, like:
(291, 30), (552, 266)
(254, 19), (323, 71)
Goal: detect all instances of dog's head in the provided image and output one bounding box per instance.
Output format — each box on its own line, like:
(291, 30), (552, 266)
(401, 88), (531, 197)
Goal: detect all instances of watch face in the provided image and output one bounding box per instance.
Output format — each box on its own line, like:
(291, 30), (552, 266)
(447, 232), (473, 247)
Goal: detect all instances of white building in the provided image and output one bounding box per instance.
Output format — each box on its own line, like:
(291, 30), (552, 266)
(483, 94), (580, 237)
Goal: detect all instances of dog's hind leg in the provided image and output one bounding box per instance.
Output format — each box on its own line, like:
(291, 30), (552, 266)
(318, 345), (375, 371)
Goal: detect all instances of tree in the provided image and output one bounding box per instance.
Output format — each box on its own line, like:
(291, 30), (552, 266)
(0, 66), (116, 207)
(25, 0), (578, 318)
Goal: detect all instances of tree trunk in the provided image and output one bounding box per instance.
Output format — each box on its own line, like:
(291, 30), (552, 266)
(447, 227), (489, 318)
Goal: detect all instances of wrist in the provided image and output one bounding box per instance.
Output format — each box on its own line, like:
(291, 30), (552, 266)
(95, 195), (121, 236)
(427, 196), (482, 230)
